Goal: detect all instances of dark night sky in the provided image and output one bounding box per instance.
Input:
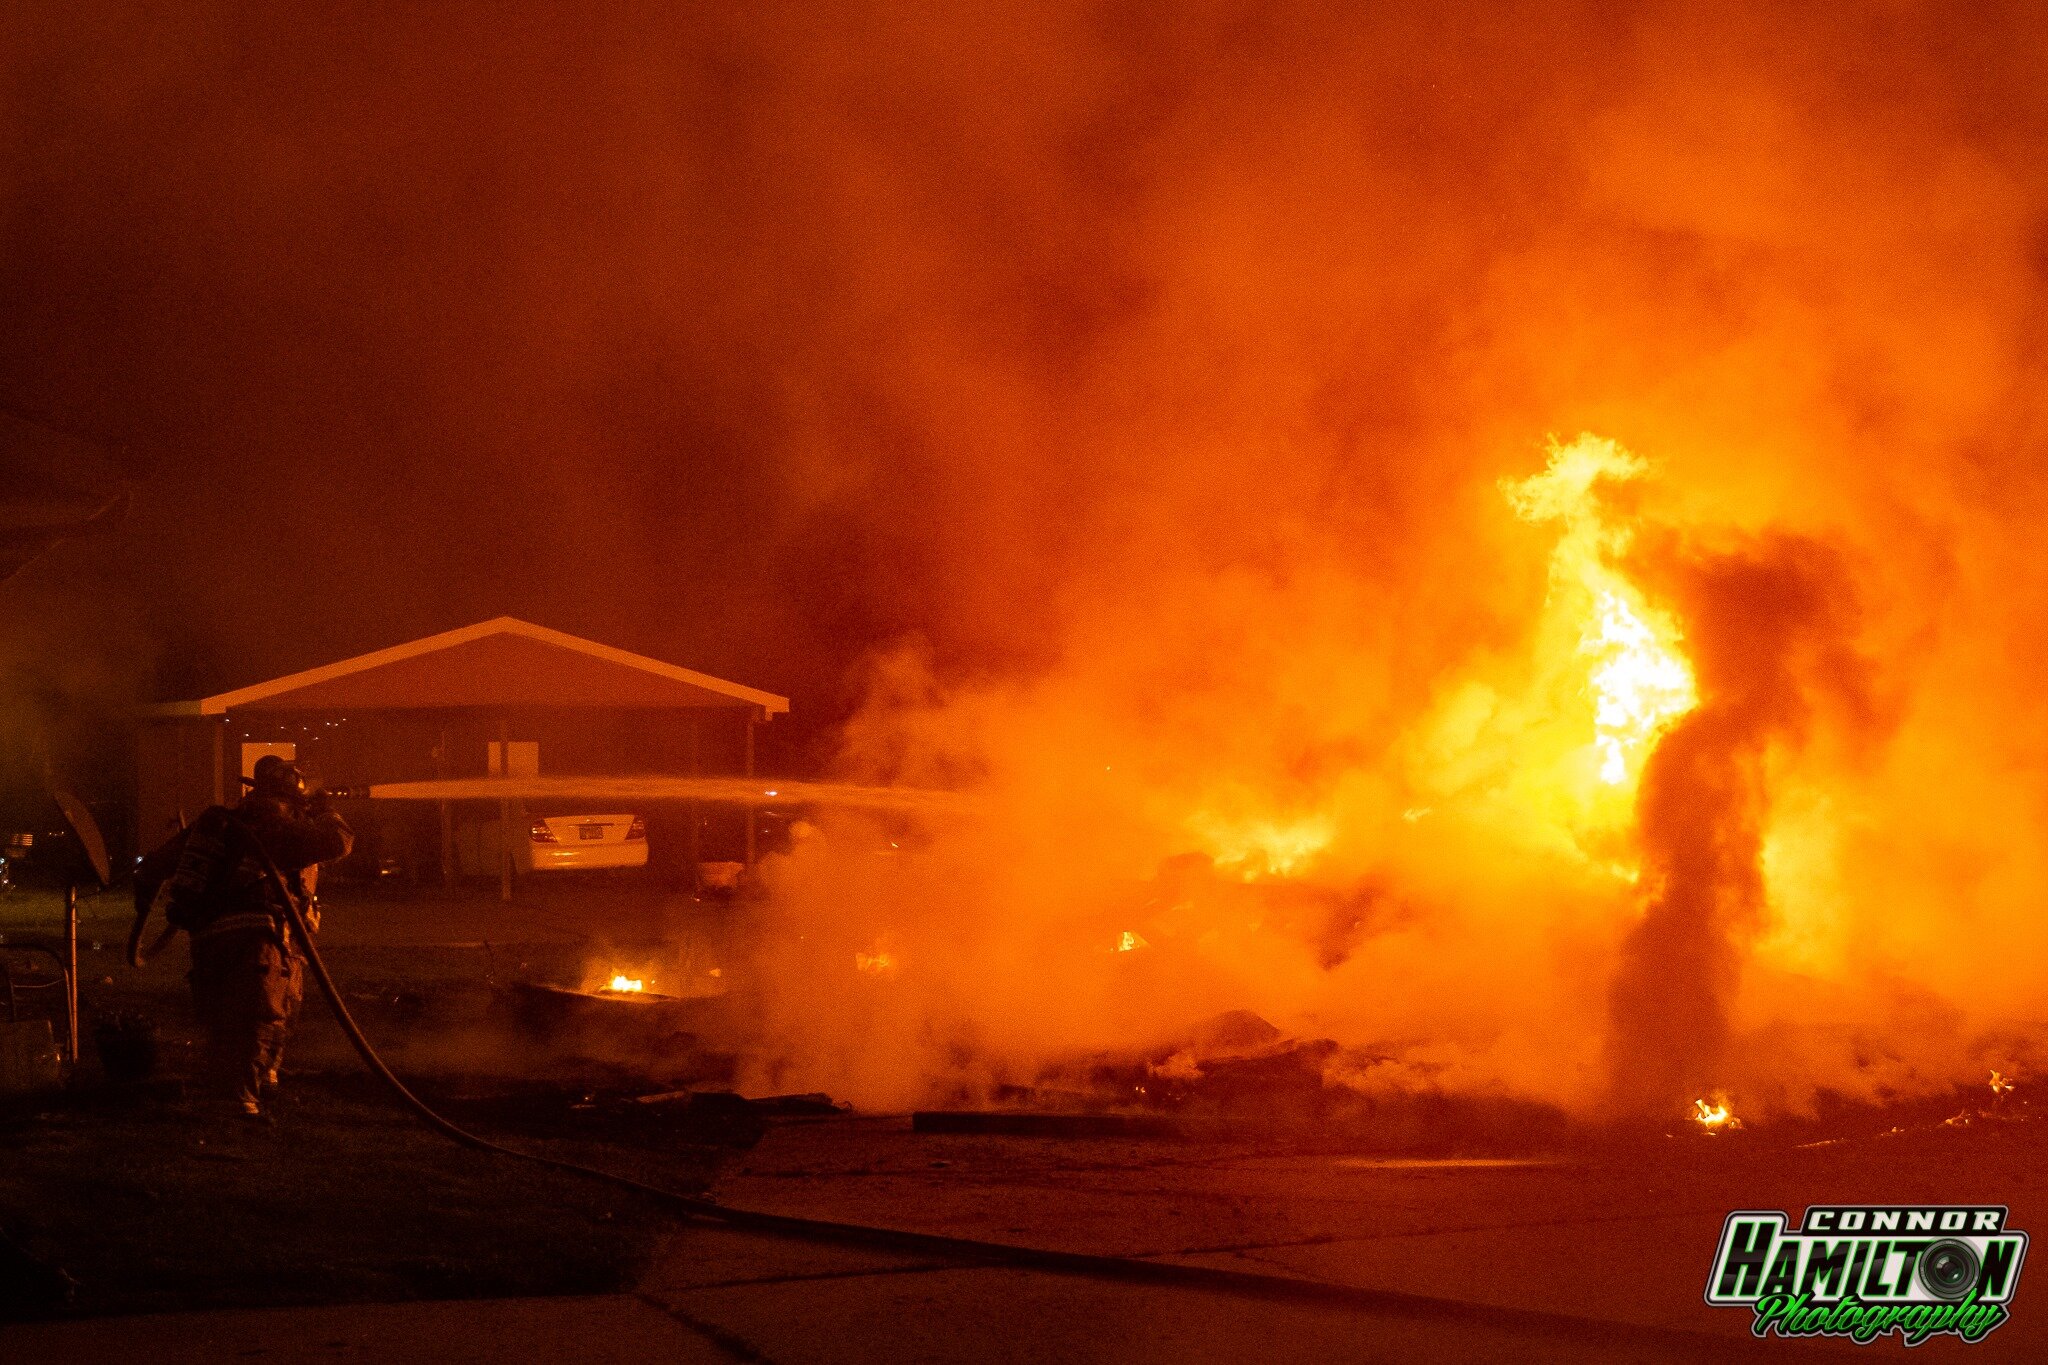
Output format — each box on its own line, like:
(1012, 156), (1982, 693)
(3, 3), (1024, 756)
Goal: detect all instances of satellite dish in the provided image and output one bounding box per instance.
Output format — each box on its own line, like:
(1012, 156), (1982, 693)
(51, 788), (111, 889)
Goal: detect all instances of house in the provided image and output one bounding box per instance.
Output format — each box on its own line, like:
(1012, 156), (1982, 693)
(139, 617), (788, 894)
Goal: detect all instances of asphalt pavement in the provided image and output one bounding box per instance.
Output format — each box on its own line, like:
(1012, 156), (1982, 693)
(14, 1108), (2044, 1361)
(5, 884), (2042, 1361)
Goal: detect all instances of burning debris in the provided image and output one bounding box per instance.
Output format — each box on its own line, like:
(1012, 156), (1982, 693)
(1931, 1067), (2032, 1132)
(898, 1011), (1571, 1151)
(1691, 1098), (1742, 1133)
(496, 981), (721, 1076)
(733, 424), (1938, 1124)
(576, 948), (726, 1004)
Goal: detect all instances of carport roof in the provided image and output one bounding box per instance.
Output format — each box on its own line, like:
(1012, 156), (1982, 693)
(148, 617), (789, 717)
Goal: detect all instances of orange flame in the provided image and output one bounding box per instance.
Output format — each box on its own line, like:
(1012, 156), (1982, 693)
(1504, 434), (1697, 801)
(1691, 1097), (1741, 1131)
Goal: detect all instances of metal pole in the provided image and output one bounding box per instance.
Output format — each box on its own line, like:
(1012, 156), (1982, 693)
(687, 715), (701, 890)
(498, 715), (513, 903)
(743, 711), (757, 866)
(437, 724), (454, 887)
(64, 883), (78, 1064)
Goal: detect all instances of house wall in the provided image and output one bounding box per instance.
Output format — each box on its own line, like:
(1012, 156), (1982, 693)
(135, 717), (225, 851)
(218, 706), (754, 784)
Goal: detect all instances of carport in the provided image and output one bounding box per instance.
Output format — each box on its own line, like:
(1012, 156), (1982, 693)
(139, 617), (789, 899)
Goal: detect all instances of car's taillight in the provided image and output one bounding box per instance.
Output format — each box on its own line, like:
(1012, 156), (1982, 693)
(529, 819), (557, 844)
(626, 816), (646, 841)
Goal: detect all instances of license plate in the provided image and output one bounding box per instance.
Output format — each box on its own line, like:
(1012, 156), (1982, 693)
(578, 825), (605, 840)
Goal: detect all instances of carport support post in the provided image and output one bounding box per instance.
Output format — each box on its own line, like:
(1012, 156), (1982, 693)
(63, 883), (78, 1063)
(498, 715), (513, 903)
(744, 710), (757, 866)
(211, 717), (226, 806)
(437, 724), (454, 887)
(687, 716), (701, 887)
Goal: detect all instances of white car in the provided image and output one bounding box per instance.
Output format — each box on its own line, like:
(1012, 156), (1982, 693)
(457, 805), (648, 875)
(522, 809), (647, 872)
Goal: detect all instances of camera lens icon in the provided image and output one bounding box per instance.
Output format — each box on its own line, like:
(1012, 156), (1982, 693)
(1918, 1239), (1980, 1301)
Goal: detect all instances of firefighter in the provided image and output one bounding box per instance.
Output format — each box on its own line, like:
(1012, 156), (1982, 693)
(150, 755), (353, 1118)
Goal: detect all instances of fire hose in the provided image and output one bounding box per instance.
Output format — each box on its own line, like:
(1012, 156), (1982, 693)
(250, 846), (1745, 1352)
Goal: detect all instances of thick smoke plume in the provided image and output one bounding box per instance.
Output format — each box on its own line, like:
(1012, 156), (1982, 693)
(1607, 531), (1881, 1114)
(706, 1), (2048, 1119)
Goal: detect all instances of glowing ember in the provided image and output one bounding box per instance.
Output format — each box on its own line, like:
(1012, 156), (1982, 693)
(1115, 930), (1148, 952)
(1691, 1097), (1742, 1131)
(1991, 1069), (2015, 1096)
(605, 974), (644, 993)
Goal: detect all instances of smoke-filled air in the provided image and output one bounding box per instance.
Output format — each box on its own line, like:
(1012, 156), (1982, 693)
(11, 2), (2048, 1125)
(707, 2), (2048, 1124)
